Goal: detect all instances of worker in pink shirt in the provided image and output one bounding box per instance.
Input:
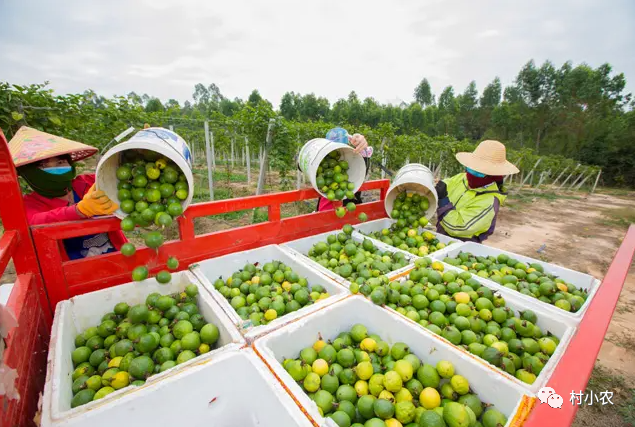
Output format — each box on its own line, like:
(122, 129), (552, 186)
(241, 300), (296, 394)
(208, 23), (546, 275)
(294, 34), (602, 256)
(316, 128), (374, 212)
(9, 127), (126, 260)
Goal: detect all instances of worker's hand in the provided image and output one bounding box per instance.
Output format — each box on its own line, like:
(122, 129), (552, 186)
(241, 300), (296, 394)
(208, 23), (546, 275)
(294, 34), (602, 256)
(435, 181), (448, 200)
(348, 133), (369, 154)
(76, 184), (119, 217)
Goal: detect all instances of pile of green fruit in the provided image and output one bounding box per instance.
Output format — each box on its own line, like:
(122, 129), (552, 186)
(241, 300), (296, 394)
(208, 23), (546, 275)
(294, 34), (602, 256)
(389, 192), (431, 226)
(116, 150), (188, 229)
(316, 150), (356, 201)
(69, 285), (220, 408)
(442, 251), (589, 313)
(363, 258), (560, 385)
(211, 260), (331, 327)
(362, 225), (452, 257)
(283, 324), (508, 427)
(306, 226), (411, 286)
(115, 149), (189, 282)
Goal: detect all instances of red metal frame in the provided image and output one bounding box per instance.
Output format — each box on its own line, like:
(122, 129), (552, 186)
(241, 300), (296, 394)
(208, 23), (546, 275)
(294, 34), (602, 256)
(0, 130), (50, 427)
(1, 124), (634, 427)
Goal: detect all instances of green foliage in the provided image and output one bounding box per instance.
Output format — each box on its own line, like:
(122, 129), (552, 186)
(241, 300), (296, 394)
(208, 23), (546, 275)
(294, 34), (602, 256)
(1, 58), (632, 187)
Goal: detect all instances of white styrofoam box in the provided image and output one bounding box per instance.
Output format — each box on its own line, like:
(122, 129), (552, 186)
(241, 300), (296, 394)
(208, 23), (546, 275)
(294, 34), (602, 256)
(42, 271), (245, 425)
(281, 229), (417, 289)
(389, 264), (575, 394)
(43, 348), (315, 427)
(352, 217), (466, 259)
(254, 296), (535, 427)
(190, 245), (349, 340)
(429, 241), (602, 323)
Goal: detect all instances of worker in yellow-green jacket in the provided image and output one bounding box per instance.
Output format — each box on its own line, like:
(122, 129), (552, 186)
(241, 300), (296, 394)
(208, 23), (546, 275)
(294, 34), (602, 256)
(434, 140), (519, 243)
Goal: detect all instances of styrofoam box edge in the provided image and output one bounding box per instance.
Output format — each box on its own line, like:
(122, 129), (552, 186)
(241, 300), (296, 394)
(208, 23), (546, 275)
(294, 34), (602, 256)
(44, 348), (315, 427)
(189, 244), (350, 340)
(389, 263), (576, 393)
(254, 296), (534, 427)
(280, 230), (417, 288)
(352, 217), (465, 258)
(42, 271), (245, 423)
(429, 241), (600, 322)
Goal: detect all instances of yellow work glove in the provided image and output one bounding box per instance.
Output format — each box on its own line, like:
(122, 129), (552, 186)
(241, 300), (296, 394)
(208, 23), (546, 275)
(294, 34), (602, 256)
(76, 184), (119, 217)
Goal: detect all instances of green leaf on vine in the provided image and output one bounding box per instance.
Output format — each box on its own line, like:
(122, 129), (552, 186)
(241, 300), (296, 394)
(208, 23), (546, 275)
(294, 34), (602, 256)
(49, 115), (62, 126)
(11, 111), (23, 121)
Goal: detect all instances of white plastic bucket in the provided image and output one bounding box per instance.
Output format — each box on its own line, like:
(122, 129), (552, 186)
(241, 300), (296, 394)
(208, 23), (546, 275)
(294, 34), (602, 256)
(385, 163), (438, 220)
(297, 138), (366, 198)
(96, 127), (194, 219)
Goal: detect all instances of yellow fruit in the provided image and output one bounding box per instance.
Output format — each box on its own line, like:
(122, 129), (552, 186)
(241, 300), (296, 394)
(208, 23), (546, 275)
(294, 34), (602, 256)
(199, 343), (210, 354)
(356, 361), (374, 380)
(282, 282), (292, 292)
(108, 357), (123, 368)
(318, 293), (329, 300)
(423, 231), (435, 241)
(527, 268), (536, 273)
(394, 360), (414, 382)
(111, 371), (130, 390)
(407, 229), (417, 237)
(407, 193), (414, 198)
(454, 292), (471, 304)
(312, 359), (329, 376)
(313, 340), (327, 353)
(431, 261), (444, 272)
(155, 159), (167, 169)
(437, 243), (446, 249)
(360, 338), (377, 352)
(226, 277), (233, 286)
(355, 380), (369, 396)
(264, 309), (277, 321)
(557, 283), (568, 292)
(419, 387), (441, 409)
(379, 390), (395, 402)
(450, 375), (470, 395)
(418, 246), (429, 256)
(436, 360), (455, 379)
(394, 388), (413, 402)
(251, 276), (260, 284)
(383, 371), (403, 392)
(358, 351), (371, 363)
(460, 265), (469, 271)
(386, 419), (403, 427)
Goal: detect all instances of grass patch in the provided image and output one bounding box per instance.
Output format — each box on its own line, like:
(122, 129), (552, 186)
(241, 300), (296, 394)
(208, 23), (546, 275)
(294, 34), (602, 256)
(597, 207), (635, 230)
(576, 364), (635, 426)
(608, 331), (635, 353)
(192, 168), (248, 183)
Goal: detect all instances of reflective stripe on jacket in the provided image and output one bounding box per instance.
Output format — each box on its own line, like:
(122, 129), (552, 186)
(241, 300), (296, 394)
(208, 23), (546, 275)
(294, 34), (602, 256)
(436, 173), (506, 241)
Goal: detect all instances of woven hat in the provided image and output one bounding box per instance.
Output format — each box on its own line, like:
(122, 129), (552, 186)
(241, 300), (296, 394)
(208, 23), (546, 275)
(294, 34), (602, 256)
(455, 140), (519, 176)
(9, 126), (98, 168)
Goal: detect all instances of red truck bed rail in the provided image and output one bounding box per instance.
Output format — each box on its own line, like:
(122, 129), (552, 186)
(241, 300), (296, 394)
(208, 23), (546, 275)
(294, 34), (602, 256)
(1, 128), (633, 427)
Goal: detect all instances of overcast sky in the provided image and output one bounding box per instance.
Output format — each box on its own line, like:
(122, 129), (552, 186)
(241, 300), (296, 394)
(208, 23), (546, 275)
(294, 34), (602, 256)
(1, 0), (633, 107)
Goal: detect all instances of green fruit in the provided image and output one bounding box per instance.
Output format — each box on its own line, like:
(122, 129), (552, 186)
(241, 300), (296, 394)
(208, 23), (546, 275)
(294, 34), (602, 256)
(443, 401), (470, 427)
(144, 231), (164, 249)
(417, 364), (440, 388)
(93, 386), (115, 401)
(482, 408), (507, 427)
(129, 356), (155, 380)
(181, 332), (201, 351)
(330, 411), (352, 427)
(71, 389), (96, 408)
(358, 212), (368, 222)
(373, 398), (395, 420)
(72, 347), (92, 366)
(120, 217), (135, 232)
(132, 266), (149, 282)
(418, 411), (446, 427)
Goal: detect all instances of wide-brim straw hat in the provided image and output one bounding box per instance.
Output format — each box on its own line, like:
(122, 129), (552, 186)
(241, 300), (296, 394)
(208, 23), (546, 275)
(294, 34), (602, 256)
(9, 126), (98, 168)
(455, 140), (519, 176)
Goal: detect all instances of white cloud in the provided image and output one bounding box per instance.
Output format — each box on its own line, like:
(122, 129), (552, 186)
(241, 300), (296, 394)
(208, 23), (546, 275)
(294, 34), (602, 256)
(0, 0), (633, 108)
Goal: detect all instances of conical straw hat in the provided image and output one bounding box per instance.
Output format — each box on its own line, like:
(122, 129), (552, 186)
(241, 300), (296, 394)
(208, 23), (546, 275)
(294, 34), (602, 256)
(9, 126), (98, 168)
(455, 140), (519, 176)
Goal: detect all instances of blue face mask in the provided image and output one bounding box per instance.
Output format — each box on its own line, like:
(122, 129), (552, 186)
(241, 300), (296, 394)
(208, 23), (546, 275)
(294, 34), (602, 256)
(42, 166), (73, 175)
(466, 167), (486, 178)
